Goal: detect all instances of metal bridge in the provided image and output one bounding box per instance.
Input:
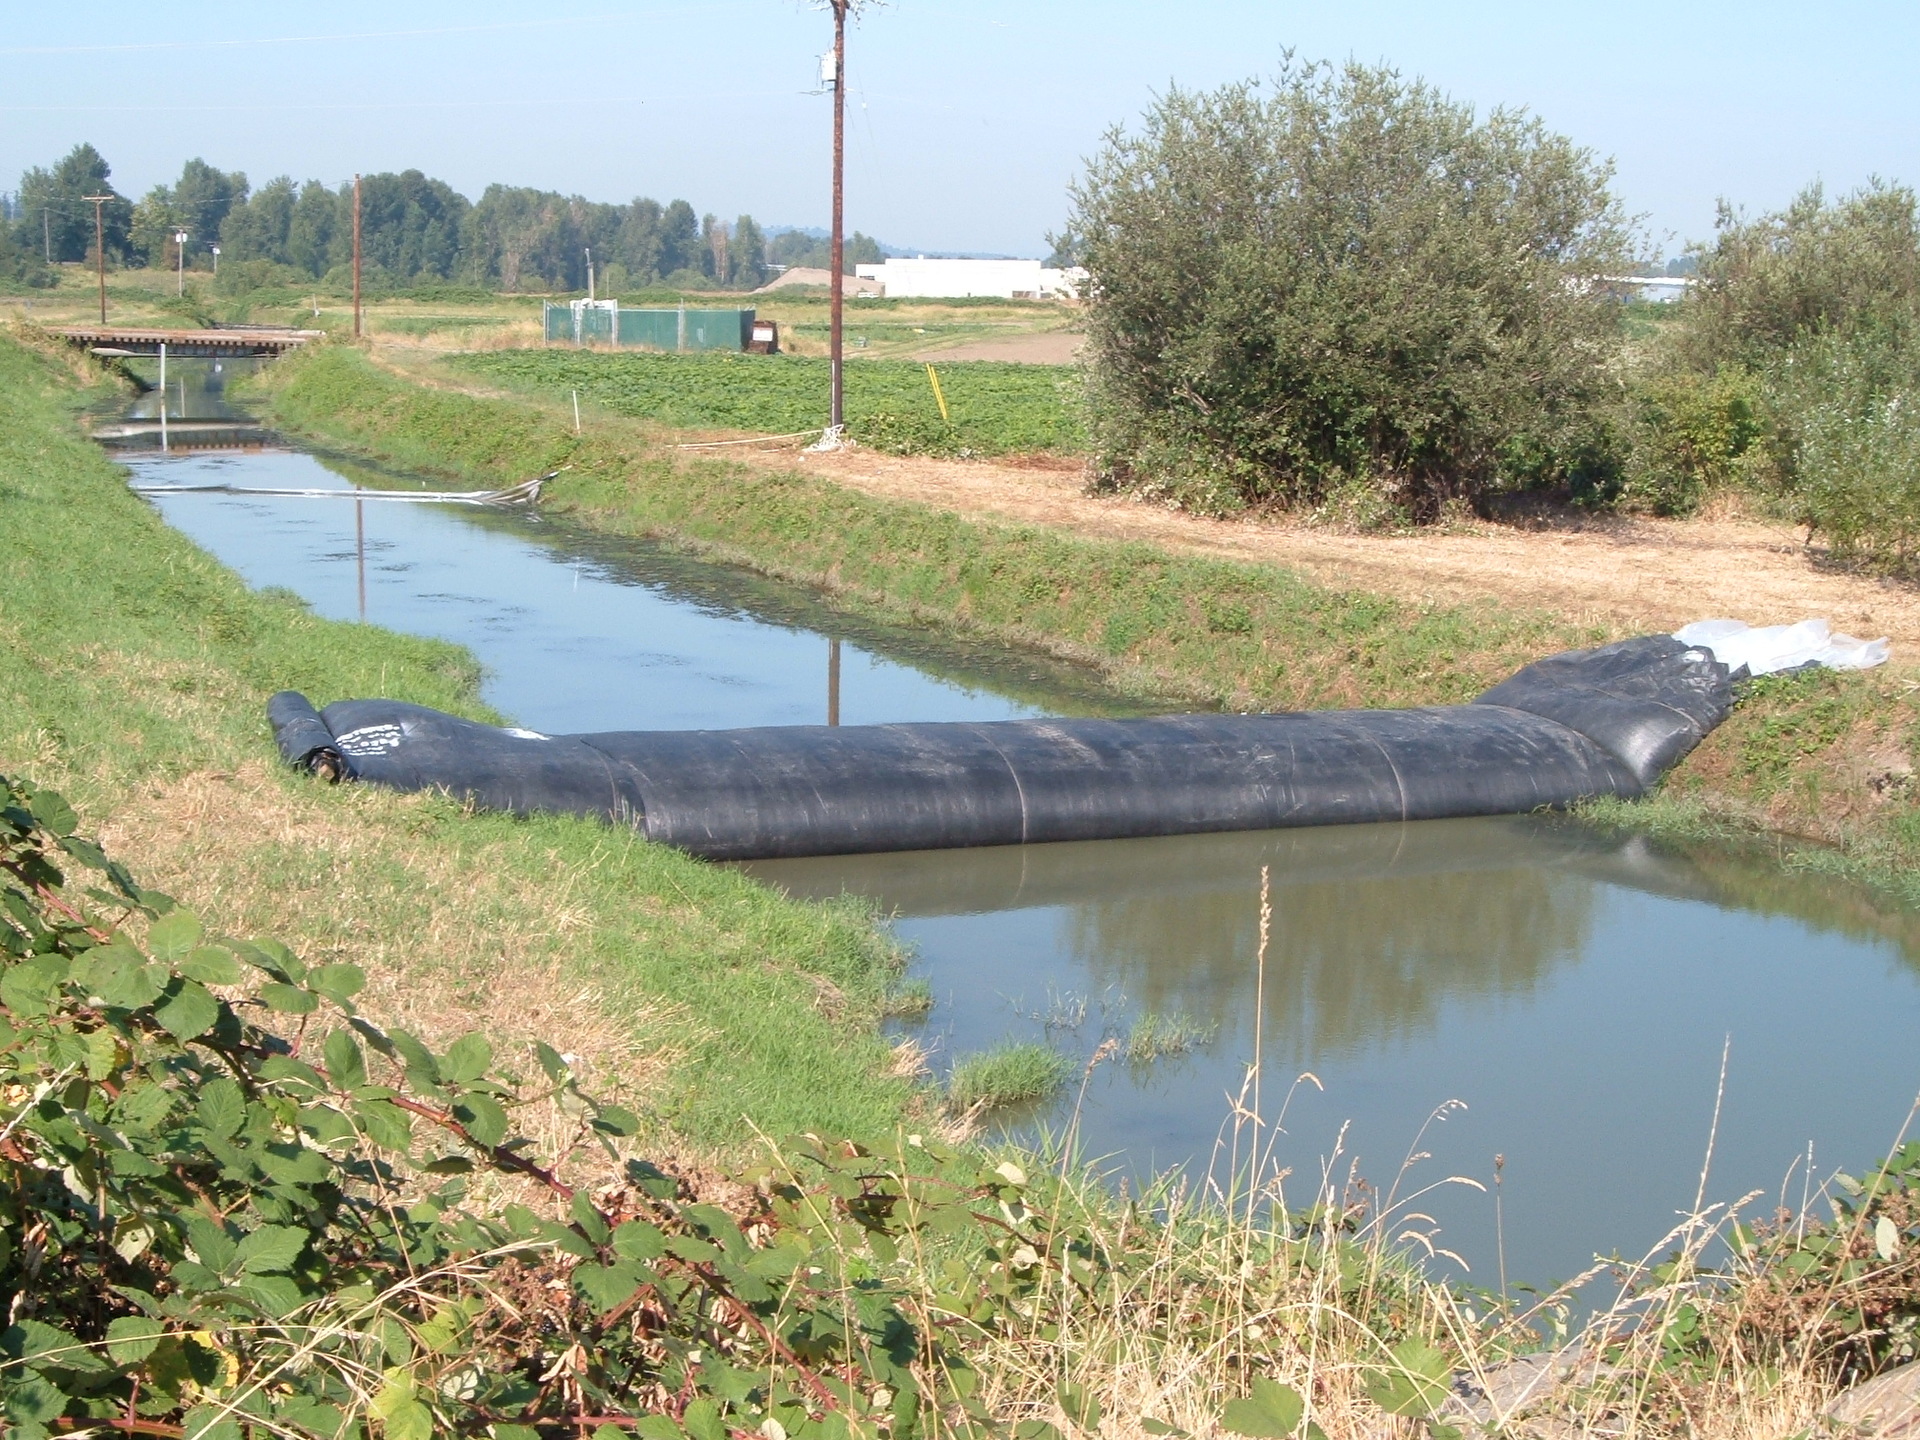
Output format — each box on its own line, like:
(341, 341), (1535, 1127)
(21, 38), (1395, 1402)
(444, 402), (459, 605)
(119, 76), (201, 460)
(50, 325), (323, 358)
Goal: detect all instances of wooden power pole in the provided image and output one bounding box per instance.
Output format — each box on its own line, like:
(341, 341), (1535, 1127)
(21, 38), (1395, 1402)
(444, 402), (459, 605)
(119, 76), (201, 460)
(83, 194), (112, 324)
(352, 174), (363, 339)
(828, 0), (848, 438)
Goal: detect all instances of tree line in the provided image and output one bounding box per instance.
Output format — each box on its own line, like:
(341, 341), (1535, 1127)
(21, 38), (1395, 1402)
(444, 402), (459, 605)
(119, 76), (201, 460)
(1, 143), (884, 294)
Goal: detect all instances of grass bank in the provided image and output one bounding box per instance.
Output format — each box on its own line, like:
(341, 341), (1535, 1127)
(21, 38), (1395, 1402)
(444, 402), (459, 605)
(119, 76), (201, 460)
(258, 344), (1920, 904)
(0, 325), (916, 1150)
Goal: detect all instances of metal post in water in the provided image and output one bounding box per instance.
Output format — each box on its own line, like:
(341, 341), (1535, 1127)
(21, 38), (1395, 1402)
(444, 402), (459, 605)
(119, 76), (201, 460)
(158, 343), (168, 452)
(827, 637), (841, 726)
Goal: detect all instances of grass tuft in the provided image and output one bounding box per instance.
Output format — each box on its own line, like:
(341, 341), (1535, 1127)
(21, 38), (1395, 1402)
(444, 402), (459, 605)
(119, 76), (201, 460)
(1123, 1010), (1219, 1064)
(947, 1042), (1073, 1111)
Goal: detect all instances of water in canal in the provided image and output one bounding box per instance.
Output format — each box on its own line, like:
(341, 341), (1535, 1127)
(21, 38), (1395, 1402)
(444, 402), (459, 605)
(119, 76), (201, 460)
(110, 360), (1920, 1293)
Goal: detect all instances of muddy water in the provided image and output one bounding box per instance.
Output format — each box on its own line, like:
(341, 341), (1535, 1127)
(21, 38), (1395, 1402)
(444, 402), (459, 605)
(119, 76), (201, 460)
(111, 359), (1920, 1291)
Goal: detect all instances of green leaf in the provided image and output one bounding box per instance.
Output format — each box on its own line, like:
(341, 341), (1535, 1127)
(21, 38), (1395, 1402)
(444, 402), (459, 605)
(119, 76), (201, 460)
(57, 834), (110, 870)
(632, 1418), (683, 1440)
(195, 1078), (245, 1139)
(1014, 1424), (1066, 1440)
(1141, 1422), (1191, 1438)
(453, 1093), (508, 1147)
(356, 1099), (415, 1151)
(235, 1224), (307, 1274)
(1060, 1380), (1102, 1433)
(389, 1029), (441, 1084)
(308, 963), (365, 1003)
(3, 1374), (67, 1424)
(1221, 1377), (1305, 1438)
(573, 1260), (645, 1313)
(27, 788), (78, 837)
(147, 910), (204, 962)
(83, 943), (164, 1008)
(591, 1103), (641, 1137)
(176, 945), (242, 986)
(258, 982), (319, 1014)
(182, 1217), (236, 1273)
(105, 1316), (167, 1365)
(324, 1028), (367, 1090)
(155, 977), (220, 1040)
(612, 1220), (667, 1261)
(0, 955), (68, 1018)
(571, 1191), (611, 1244)
(233, 936), (303, 983)
(415, 1307), (464, 1355)
(1362, 1338), (1452, 1420)
(442, 1031), (493, 1084)
(534, 1041), (571, 1082)
(681, 1399), (725, 1440)
(370, 1378), (433, 1440)
(4, 1318), (105, 1373)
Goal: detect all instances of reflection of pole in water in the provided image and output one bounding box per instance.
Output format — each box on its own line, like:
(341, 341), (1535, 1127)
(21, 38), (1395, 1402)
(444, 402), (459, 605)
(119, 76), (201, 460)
(355, 495), (366, 620)
(158, 343), (168, 452)
(827, 638), (841, 726)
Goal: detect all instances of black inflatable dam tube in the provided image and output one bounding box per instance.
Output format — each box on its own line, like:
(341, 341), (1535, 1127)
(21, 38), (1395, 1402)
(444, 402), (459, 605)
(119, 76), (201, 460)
(266, 636), (1733, 860)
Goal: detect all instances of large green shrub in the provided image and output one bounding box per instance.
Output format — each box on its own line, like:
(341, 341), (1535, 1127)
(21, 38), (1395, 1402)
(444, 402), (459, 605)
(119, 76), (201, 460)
(1681, 181), (1920, 373)
(1620, 366), (1766, 515)
(1766, 329), (1920, 567)
(1656, 182), (1920, 556)
(1066, 58), (1634, 519)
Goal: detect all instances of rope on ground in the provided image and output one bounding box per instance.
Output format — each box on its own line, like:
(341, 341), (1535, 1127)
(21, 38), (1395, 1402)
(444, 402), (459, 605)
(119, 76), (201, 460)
(674, 429), (825, 450)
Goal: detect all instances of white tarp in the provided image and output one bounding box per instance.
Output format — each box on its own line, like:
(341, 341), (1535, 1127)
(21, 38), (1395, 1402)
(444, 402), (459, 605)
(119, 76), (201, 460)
(1673, 618), (1891, 675)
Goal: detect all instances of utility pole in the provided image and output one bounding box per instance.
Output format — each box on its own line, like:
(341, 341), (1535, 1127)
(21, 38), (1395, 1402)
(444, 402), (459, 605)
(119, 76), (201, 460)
(44, 209), (51, 263)
(174, 231), (188, 297)
(84, 195), (112, 324)
(352, 175), (363, 339)
(827, 0), (848, 440)
(585, 245), (594, 302)
(210, 244), (220, 276)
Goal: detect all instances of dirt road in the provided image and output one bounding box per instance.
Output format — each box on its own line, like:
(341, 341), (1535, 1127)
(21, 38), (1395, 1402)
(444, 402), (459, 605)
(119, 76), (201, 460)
(742, 443), (1920, 663)
(910, 332), (1085, 364)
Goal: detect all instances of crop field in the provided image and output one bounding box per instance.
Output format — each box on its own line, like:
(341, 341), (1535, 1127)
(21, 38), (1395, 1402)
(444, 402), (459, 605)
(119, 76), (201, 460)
(455, 348), (1085, 455)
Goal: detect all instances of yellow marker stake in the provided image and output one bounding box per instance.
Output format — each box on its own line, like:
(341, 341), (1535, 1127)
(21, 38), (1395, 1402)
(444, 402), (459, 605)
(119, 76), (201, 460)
(925, 363), (951, 424)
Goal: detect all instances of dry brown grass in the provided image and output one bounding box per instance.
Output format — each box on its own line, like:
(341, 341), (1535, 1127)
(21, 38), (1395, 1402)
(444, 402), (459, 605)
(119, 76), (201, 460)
(98, 762), (679, 1108)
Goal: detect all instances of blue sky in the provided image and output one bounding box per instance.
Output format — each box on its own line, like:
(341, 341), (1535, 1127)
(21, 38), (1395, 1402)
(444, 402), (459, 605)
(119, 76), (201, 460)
(4, 0), (1915, 259)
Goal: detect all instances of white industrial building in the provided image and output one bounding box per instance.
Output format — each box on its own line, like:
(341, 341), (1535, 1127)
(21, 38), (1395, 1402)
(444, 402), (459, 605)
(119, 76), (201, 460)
(854, 257), (1086, 300)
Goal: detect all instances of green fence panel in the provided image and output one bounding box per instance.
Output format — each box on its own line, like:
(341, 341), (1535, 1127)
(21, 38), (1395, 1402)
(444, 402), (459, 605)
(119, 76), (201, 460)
(549, 305), (755, 351)
(616, 309), (681, 351)
(680, 309), (753, 351)
(578, 305), (615, 345)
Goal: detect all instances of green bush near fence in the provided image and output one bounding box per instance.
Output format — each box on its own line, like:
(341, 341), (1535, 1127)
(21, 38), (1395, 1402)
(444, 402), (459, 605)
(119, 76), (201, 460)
(455, 349), (1084, 456)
